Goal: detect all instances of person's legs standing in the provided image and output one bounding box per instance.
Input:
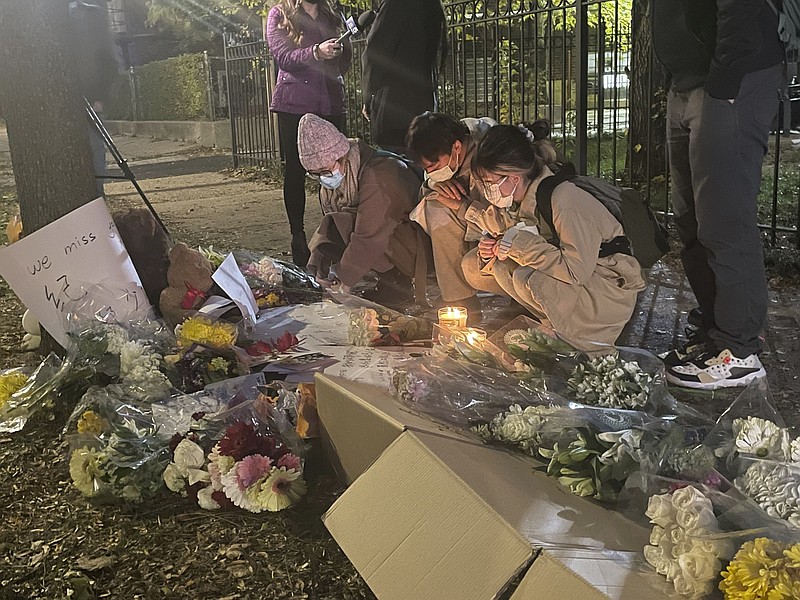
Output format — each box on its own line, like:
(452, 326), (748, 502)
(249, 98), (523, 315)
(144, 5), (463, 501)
(691, 66), (780, 357)
(277, 111), (310, 267)
(666, 66), (780, 388)
(667, 88), (717, 333)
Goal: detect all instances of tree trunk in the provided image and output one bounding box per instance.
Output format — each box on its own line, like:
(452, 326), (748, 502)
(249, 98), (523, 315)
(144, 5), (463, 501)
(627, 0), (668, 189)
(0, 0), (97, 234)
(0, 0), (98, 353)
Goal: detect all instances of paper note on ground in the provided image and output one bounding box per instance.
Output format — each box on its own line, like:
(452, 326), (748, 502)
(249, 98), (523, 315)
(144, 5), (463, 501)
(322, 346), (427, 390)
(0, 198), (147, 348)
(212, 253), (258, 324)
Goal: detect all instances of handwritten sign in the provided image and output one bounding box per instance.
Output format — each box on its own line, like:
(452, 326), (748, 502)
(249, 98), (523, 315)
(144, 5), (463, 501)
(0, 198), (148, 348)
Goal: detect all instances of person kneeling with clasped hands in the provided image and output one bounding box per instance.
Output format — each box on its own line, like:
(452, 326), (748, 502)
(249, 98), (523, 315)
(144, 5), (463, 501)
(462, 124), (646, 350)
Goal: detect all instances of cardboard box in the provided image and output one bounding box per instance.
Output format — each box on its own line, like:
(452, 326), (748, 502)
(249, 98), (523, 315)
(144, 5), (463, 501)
(323, 430), (678, 600)
(317, 375), (678, 600)
(315, 374), (476, 484)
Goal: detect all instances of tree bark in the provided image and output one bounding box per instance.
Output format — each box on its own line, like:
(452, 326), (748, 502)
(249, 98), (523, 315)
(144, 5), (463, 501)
(0, 0), (98, 354)
(0, 0), (97, 234)
(627, 0), (668, 188)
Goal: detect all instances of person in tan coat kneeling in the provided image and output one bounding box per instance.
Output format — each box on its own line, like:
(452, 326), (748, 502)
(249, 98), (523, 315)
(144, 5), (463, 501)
(297, 113), (425, 308)
(462, 125), (646, 350)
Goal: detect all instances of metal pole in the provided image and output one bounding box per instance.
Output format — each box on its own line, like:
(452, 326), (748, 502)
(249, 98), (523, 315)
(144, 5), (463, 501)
(574, 0), (589, 174)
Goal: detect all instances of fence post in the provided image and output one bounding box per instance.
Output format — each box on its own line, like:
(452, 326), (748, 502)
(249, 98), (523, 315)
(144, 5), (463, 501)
(203, 50), (215, 121)
(574, 0), (589, 173)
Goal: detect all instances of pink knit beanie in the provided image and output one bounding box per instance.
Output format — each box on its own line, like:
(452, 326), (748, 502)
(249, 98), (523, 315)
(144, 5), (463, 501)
(297, 113), (350, 171)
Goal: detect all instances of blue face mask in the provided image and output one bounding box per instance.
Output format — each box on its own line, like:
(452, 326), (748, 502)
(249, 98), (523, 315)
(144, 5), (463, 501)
(320, 169), (344, 190)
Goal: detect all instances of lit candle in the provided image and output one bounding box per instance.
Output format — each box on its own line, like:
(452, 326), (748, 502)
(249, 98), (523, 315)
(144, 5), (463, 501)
(437, 306), (468, 330)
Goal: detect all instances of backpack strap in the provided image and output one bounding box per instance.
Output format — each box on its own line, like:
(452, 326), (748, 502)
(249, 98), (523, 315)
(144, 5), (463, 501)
(536, 162), (633, 259)
(536, 162), (577, 245)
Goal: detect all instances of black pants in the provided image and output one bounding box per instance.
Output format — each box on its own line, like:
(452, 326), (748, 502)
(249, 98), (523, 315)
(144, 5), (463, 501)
(276, 111), (345, 235)
(666, 65), (782, 356)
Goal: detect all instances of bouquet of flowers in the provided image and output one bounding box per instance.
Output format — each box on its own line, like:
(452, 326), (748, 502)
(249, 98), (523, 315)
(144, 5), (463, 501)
(348, 306), (431, 347)
(163, 396), (306, 512)
(0, 354), (73, 433)
(67, 385), (171, 502)
(391, 354), (563, 431)
(68, 318), (174, 401)
(643, 485), (732, 598)
(199, 247), (323, 306)
(720, 536), (800, 599)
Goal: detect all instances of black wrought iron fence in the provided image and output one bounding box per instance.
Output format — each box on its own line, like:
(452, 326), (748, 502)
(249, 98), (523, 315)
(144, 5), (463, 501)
(223, 0), (800, 246)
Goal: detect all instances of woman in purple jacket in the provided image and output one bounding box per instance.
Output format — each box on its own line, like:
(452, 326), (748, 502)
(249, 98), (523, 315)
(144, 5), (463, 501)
(266, 0), (352, 267)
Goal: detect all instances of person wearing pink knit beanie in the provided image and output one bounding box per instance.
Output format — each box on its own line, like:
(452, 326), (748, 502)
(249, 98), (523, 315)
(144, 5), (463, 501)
(296, 113), (424, 308)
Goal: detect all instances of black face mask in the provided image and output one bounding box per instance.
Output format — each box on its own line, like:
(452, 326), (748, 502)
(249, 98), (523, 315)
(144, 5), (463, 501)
(305, 0), (321, 4)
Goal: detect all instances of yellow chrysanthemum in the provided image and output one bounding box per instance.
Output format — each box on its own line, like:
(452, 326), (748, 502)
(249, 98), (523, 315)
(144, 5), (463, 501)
(177, 316), (237, 350)
(783, 544), (800, 568)
(0, 372), (28, 409)
(76, 410), (109, 436)
(720, 538), (800, 600)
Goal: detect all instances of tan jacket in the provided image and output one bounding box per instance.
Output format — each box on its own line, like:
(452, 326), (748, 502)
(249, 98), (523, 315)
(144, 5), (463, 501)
(308, 141), (420, 287)
(467, 167), (646, 347)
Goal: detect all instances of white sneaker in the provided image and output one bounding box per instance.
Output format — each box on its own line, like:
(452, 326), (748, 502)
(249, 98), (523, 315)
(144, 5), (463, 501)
(666, 348), (766, 390)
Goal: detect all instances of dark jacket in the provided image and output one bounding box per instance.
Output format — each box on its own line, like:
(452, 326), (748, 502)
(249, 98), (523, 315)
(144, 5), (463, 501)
(308, 141), (422, 286)
(361, 0), (446, 148)
(266, 6), (352, 115)
(652, 0), (783, 98)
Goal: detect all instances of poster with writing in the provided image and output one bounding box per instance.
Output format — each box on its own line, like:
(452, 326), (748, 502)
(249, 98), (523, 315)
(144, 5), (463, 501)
(0, 198), (148, 348)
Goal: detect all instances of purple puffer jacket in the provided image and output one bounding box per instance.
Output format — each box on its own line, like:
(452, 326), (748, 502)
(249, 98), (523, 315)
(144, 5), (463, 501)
(266, 6), (352, 116)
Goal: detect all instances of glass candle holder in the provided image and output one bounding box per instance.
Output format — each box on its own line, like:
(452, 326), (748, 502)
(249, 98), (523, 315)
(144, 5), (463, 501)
(437, 306), (468, 331)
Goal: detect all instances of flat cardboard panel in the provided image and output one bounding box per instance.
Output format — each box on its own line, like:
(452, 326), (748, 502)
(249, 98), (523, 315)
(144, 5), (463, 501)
(324, 431), (533, 600)
(315, 374), (475, 484)
(512, 549), (678, 600)
(414, 429), (651, 552)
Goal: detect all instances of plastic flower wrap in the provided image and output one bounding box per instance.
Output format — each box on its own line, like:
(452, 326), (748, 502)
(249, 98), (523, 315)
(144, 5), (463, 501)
(0, 353), (71, 433)
(67, 387), (171, 502)
(391, 354), (565, 431)
(720, 537), (800, 599)
(489, 316), (673, 414)
(643, 485), (731, 598)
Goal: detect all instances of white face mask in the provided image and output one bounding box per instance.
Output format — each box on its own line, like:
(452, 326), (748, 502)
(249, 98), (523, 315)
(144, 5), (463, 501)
(320, 168), (344, 190)
(484, 175), (517, 208)
(425, 146), (460, 183)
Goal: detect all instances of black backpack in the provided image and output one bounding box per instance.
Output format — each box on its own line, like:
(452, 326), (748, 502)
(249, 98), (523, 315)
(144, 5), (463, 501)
(536, 163), (669, 269)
